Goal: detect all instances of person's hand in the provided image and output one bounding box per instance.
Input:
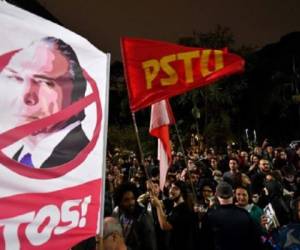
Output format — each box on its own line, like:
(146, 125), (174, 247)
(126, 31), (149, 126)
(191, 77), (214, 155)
(260, 215), (269, 229)
(180, 168), (187, 180)
(150, 195), (161, 208)
(262, 138), (268, 148)
(249, 164), (257, 172)
(146, 180), (152, 191)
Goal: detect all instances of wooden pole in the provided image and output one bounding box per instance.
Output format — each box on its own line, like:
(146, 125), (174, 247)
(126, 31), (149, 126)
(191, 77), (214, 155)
(131, 112), (150, 179)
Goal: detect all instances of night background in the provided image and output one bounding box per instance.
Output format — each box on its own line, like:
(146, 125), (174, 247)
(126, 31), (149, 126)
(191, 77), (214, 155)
(8, 0), (300, 154)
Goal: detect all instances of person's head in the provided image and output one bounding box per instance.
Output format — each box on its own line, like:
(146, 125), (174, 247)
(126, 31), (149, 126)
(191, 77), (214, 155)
(201, 184), (214, 201)
(216, 181), (233, 204)
(187, 159), (197, 171)
(251, 193), (260, 204)
(212, 170), (223, 183)
(107, 172), (115, 182)
(204, 148), (214, 160)
(282, 165), (296, 183)
(210, 157), (218, 170)
(189, 170), (200, 184)
(176, 152), (183, 160)
(266, 145), (273, 155)
(114, 182), (138, 215)
(235, 186), (250, 207)
(0, 36), (86, 133)
(229, 158), (239, 172)
(259, 159), (270, 174)
(254, 146), (262, 156)
(103, 217), (127, 250)
(240, 151), (249, 161)
(112, 165), (121, 176)
(250, 154), (260, 165)
(169, 180), (187, 203)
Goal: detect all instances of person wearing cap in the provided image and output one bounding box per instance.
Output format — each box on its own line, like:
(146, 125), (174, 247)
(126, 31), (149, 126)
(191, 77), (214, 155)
(200, 181), (264, 250)
(151, 180), (199, 250)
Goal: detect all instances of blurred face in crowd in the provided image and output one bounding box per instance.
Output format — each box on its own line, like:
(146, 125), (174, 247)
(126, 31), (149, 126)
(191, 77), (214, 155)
(209, 148), (215, 155)
(240, 151), (249, 161)
(210, 158), (218, 170)
(251, 155), (259, 165)
(120, 191), (136, 215)
(169, 183), (182, 202)
(252, 194), (260, 204)
(132, 158), (139, 166)
(107, 173), (114, 182)
(190, 172), (199, 184)
(266, 146), (273, 155)
(188, 159), (196, 171)
(202, 185), (214, 201)
(279, 151), (287, 160)
(229, 159), (239, 172)
(259, 159), (270, 173)
(113, 166), (121, 176)
(235, 187), (249, 207)
(254, 147), (262, 156)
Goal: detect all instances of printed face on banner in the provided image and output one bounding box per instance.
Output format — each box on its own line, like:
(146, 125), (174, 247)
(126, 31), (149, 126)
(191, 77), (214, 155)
(1, 41), (74, 127)
(1, 43), (73, 125)
(0, 37), (91, 169)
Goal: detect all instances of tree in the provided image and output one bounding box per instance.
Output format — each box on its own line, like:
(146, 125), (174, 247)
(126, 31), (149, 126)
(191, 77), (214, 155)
(175, 25), (253, 150)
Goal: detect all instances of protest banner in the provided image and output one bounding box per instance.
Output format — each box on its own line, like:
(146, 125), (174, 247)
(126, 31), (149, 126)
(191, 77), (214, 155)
(121, 37), (244, 112)
(0, 2), (110, 249)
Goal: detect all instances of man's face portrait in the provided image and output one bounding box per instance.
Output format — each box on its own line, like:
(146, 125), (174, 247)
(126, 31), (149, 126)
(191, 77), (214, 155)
(1, 41), (74, 132)
(0, 37), (89, 169)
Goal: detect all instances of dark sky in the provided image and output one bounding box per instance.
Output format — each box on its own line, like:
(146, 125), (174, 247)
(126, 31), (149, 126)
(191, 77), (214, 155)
(38, 0), (300, 61)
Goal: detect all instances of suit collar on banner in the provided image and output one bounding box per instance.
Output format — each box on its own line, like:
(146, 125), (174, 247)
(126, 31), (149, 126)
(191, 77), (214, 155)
(2, 121), (80, 168)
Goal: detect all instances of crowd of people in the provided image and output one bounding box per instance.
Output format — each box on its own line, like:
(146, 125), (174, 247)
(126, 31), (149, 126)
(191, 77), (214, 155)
(75, 137), (300, 250)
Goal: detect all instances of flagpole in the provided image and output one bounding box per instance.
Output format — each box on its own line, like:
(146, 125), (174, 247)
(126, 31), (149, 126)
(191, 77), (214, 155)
(131, 112), (151, 179)
(174, 123), (197, 202)
(95, 53), (111, 250)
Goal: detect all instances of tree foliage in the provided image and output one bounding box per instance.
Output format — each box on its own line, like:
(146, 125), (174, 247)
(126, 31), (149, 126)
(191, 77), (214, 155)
(175, 25), (253, 149)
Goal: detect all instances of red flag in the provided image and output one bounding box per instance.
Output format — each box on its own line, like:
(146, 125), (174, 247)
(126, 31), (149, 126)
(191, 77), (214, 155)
(149, 99), (174, 190)
(121, 37), (245, 112)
